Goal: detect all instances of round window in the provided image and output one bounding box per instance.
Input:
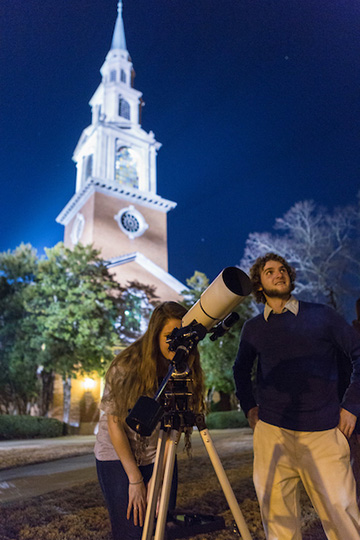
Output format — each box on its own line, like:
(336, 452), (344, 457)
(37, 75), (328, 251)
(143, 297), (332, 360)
(121, 210), (140, 233)
(114, 205), (148, 239)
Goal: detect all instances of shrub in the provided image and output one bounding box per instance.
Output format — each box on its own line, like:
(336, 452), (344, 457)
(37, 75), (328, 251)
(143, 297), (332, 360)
(209, 400), (225, 413)
(206, 410), (249, 430)
(0, 415), (65, 440)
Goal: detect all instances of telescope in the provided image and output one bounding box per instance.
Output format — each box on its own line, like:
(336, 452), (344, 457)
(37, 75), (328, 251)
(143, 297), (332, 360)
(126, 266), (252, 436)
(182, 266), (251, 330)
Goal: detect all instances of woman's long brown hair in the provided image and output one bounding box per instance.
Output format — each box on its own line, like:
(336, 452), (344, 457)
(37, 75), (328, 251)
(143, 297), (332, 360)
(103, 301), (205, 420)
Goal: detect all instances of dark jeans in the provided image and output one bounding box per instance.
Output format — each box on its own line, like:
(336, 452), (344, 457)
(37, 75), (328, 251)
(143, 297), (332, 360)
(96, 458), (178, 540)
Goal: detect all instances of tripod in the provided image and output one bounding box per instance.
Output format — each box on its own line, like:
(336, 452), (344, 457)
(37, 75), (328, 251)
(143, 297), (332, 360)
(141, 381), (253, 540)
(126, 319), (253, 540)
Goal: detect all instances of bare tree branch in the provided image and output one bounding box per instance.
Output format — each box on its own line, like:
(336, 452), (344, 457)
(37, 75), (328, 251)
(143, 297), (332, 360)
(240, 198), (360, 316)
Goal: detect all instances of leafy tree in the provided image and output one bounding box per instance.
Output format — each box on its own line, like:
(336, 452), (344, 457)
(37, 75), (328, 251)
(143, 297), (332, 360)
(182, 271), (253, 409)
(0, 244), (39, 414)
(241, 199), (360, 317)
(25, 242), (126, 422)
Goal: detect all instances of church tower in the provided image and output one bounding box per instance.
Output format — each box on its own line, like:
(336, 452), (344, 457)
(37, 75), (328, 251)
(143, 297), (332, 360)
(56, 1), (183, 300)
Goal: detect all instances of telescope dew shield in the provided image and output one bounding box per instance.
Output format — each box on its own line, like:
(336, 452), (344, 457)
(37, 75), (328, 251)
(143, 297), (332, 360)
(182, 267), (252, 330)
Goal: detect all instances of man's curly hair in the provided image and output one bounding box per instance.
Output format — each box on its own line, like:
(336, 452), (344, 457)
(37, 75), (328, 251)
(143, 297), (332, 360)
(250, 252), (296, 304)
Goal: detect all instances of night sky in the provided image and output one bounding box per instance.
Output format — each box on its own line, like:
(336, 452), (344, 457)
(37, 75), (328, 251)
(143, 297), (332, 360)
(1, 0), (359, 285)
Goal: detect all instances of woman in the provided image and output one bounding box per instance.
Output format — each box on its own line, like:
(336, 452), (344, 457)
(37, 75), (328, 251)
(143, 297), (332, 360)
(95, 301), (205, 540)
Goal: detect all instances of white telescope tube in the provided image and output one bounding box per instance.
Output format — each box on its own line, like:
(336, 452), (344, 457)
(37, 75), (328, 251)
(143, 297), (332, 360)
(182, 267), (252, 330)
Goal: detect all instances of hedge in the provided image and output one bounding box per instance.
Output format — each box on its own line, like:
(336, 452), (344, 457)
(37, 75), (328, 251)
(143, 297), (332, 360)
(0, 415), (65, 440)
(206, 410), (249, 430)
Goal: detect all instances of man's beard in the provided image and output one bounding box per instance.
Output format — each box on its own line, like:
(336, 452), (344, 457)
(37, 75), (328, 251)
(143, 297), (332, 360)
(262, 285), (292, 300)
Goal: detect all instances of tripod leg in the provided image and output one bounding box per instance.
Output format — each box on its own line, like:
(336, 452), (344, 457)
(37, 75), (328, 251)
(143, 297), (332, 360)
(154, 428), (182, 540)
(199, 426), (253, 540)
(142, 429), (168, 540)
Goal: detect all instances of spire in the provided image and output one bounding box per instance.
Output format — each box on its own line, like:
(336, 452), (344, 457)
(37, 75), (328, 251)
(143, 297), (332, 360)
(111, 1), (127, 51)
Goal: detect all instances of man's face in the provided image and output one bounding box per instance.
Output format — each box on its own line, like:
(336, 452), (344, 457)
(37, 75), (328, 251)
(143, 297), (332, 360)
(259, 260), (292, 300)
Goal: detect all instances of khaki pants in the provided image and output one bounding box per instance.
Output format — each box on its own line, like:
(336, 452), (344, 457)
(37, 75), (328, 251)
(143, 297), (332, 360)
(253, 420), (360, 540)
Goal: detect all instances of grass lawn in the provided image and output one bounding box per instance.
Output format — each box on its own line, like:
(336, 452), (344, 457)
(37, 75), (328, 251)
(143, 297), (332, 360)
(0, 429), (326, 539)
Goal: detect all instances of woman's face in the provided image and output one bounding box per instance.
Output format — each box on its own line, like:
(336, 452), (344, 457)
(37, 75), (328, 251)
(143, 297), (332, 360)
(159, 318), (182, 361)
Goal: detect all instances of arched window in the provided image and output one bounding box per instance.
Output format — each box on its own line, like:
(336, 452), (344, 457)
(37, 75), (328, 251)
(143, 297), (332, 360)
(119, 97), (130, 120)
(115, 146), (138, 188)
(120, 69), (126, 83)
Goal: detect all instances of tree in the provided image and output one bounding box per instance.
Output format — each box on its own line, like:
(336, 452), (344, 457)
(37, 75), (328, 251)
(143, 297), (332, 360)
(25, 242), (126, 422)
(182, 271), (253, 409)
(0, 244), (40, 414)
(241, 199), (360, 317)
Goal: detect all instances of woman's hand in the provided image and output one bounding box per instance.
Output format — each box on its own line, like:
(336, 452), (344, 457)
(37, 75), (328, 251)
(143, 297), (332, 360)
(127, 480), (147, 526)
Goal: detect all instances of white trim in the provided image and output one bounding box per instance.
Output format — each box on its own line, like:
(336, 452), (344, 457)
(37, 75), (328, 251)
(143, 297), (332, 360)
(107, 252), (186, 294)
(56, 177), (176, 226)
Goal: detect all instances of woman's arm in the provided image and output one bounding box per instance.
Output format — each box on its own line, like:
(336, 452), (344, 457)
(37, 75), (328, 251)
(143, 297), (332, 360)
(107, 414), (147, 527)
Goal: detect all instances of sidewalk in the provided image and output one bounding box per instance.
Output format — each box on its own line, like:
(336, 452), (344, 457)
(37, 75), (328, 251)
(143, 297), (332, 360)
(0, 436), (97, 504)
(0, 454), (97, 504)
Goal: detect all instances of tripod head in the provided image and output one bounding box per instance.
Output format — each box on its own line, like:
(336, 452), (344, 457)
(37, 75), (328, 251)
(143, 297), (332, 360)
(166, 320), (207, 373)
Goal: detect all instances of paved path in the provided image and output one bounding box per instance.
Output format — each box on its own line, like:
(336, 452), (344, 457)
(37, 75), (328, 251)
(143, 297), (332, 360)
(0, 453), (97, 504)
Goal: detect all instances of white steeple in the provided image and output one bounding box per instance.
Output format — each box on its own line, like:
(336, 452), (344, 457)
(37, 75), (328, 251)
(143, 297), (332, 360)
(56, 0), (176, 229)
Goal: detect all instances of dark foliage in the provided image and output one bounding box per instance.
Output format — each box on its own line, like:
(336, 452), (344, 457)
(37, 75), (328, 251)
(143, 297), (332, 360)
(0, 415), (64, 440)
(206, 410), (249, 430)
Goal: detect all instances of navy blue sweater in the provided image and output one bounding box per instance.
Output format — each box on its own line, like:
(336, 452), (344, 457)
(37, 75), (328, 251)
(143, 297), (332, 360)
(233, 301), (360, 431)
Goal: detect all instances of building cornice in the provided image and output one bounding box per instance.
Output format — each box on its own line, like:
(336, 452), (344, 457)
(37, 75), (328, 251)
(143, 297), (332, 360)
(56, 177), (176, 226)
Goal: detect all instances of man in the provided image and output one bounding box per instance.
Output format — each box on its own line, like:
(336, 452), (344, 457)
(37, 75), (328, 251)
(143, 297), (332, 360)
(233, 252), (360, 540)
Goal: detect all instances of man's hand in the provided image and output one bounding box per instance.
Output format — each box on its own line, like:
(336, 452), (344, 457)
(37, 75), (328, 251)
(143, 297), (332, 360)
(247, 406), (259, 431)
(338, 407), (357, 439)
